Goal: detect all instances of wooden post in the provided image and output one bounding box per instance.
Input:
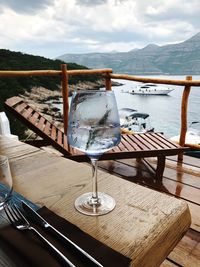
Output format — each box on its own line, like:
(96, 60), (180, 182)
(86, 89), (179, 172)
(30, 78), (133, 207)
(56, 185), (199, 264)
(105, 71), (112, 90)
(61, 64), (69, 135)
(178, 75), (192, 161)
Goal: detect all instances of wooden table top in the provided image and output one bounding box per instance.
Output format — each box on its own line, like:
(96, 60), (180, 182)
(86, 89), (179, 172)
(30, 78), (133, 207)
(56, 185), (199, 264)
(0, 135), (191, 267)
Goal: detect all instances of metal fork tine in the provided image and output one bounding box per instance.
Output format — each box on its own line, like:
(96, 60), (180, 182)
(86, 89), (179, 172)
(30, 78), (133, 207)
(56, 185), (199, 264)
(12, 204), (28, 223)
(4, 203), (77, 267)
(4, 204), (15, 223)
(9, 204), (21, 220)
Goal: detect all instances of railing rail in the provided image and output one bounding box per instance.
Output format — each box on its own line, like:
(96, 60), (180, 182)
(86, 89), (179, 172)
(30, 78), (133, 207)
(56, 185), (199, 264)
(1, 64), (200, 159)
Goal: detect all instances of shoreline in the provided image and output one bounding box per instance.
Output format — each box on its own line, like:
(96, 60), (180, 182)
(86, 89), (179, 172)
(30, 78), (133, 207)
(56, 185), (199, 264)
(20, 80), (122, 133)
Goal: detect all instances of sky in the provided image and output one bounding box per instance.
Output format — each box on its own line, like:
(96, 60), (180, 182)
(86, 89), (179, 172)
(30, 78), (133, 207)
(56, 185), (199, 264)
(0, 0), (199, 59)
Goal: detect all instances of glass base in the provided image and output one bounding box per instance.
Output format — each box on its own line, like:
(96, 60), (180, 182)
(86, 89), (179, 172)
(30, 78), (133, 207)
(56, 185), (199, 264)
(74, 192), (116, 216)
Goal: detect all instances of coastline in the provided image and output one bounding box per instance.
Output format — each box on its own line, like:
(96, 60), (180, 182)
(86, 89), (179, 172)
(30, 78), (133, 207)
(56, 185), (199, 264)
(20, 80), (122, 133)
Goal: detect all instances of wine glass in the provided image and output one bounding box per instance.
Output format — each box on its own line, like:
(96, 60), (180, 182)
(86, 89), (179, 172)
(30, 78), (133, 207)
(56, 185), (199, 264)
(67, 90), (121, 216)
(0, 155), (13, 210)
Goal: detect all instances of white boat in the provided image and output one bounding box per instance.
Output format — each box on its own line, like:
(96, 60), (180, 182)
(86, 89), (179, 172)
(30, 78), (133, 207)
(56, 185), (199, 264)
(171, 121), (200, 145)
(119, 108), (154, 133)
(131, 83), (174, 95)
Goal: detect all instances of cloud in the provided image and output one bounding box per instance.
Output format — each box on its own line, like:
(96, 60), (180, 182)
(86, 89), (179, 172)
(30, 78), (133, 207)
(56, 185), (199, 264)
(0, 0), (199, 58)
(75, 0), (107, 6)
(0, 0), (54, 14)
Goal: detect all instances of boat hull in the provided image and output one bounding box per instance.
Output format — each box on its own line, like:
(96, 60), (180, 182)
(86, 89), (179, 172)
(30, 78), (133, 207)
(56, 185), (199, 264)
(131, 89), (174, 95)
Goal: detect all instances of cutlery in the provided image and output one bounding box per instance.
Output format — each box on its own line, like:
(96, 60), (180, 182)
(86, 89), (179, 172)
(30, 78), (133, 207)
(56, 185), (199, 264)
(4, 203), (76, 267)
(22, 201), (103, 267)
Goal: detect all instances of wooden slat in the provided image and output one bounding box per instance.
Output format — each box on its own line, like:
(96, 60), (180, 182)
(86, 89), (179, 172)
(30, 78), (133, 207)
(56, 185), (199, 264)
(29, 111), (40, 125)
(57, 130), (63, 146)
(44, 121), (51, 136)
(122, 134), (142, 150)
(5, 96), (22, 107)
(37, 116), (46, 131)
(144, 133), (171, 149)
(115, 138), (128, 151)
(15, 102), (27, 113)
(167, 228), (200, 267)
(51, 125), (57, 140)
(132, 134), (158, 150)
(127, 134), (148, 150)
(154, 133), (181, 148)
(120, 135), (136, 151)
(22, 106), (34, 119)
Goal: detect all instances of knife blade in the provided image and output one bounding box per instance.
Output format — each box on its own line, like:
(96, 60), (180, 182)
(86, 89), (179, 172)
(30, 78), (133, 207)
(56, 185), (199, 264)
(22, 201), (103, 267)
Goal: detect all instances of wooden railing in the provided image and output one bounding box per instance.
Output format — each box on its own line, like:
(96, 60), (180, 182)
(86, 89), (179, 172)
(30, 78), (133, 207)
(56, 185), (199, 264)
(1, 64), (200, 160)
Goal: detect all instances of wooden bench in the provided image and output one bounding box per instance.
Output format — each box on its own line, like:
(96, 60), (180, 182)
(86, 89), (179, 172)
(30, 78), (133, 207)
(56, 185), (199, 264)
(4, 96), (188, 180)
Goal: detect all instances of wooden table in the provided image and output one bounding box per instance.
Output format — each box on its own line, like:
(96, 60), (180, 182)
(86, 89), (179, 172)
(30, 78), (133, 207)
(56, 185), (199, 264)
(0, 135), (191, 267)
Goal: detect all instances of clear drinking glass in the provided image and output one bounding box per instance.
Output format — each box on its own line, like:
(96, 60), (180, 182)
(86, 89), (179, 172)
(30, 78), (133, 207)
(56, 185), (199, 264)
(67, 90), (121, 216)
(0, 155), (13, 210)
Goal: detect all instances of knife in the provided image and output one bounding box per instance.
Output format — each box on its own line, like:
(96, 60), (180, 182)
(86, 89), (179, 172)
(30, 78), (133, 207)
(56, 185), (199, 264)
(22, 201), (103, 267)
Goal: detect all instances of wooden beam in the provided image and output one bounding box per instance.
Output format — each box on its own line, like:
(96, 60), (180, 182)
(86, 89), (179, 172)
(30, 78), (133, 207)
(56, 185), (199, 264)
(110, 73), (200, 87)
(0, 70), (61, 77)
(61, 64), (69, 135)
(104, 71), (112, 90)
(178, 75), (192, 161)
(0, 68), (113, 77)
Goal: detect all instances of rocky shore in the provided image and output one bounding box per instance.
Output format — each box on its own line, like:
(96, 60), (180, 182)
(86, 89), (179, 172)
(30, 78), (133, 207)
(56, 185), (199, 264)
(20, 79), (122, 133)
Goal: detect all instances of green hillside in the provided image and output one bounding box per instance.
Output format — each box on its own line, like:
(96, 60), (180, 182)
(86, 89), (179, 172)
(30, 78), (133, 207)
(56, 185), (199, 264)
(0, 49), (100, 137)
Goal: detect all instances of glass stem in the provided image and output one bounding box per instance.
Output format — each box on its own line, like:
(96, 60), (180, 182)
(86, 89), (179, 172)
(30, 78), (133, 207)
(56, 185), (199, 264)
(90, 158), (100, 205)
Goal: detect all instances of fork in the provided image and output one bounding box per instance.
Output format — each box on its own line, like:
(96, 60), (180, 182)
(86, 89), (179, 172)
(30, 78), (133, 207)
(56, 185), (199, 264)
(4, 203), (76, 267)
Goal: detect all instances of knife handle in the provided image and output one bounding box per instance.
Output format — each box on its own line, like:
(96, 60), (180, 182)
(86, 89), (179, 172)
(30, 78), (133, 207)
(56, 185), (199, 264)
(48, 225), (103, 267)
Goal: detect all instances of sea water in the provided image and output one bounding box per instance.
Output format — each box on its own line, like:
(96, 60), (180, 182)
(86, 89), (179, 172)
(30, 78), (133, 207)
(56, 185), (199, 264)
(112, 75), (200, 137)
(52, 75), (200, 138)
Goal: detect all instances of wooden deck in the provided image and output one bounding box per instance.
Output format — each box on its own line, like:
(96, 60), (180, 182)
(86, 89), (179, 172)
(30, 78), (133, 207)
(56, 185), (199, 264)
(97, 155), (200, 267)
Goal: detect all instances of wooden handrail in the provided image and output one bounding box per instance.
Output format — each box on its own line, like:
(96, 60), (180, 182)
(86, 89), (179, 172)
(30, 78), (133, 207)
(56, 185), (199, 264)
(109, 73), (200, 86)
(0, 68), (113, 77)
(1, 69), (200, 86)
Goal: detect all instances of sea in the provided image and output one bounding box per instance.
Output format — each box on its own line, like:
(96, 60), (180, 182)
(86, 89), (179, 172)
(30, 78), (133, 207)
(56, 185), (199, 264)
(112, 75), (200, 138)
(53, 75), (200, 138)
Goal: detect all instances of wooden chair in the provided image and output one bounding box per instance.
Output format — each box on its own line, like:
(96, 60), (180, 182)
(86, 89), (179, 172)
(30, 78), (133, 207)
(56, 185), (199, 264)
(4, 96), (188, 180)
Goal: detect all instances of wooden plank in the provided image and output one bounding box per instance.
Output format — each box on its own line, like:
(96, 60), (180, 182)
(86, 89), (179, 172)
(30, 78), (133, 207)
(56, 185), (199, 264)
(15, 102), (27, 113)
(44, 121), (51, 136)
(128, 134), (149, 150)
(37, 116), (46, 131)
(115, 138), (129, 151)
(144, 133), (170, 149)
(168, 154), (200, 168)
(5, 96), (22, 107)
(57, 130), (63, 145)
(120, 135), (137, 151)
(149, 157), (200, 189)
(51, 125), (57, 140)
(133, 134), (156, 150)
(167, 229), (200, 267)
(29, 111), (40, 124)
(154, 133), (180, 148)
(22, 106), (34, 119)
(160, 260), (179, 267)
(98, 159), (200, 204)
(99, 159), (200, 232)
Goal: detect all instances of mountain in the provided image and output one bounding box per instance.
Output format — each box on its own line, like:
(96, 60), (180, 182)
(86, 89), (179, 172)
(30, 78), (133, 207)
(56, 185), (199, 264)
(57, 32), (200, 75)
